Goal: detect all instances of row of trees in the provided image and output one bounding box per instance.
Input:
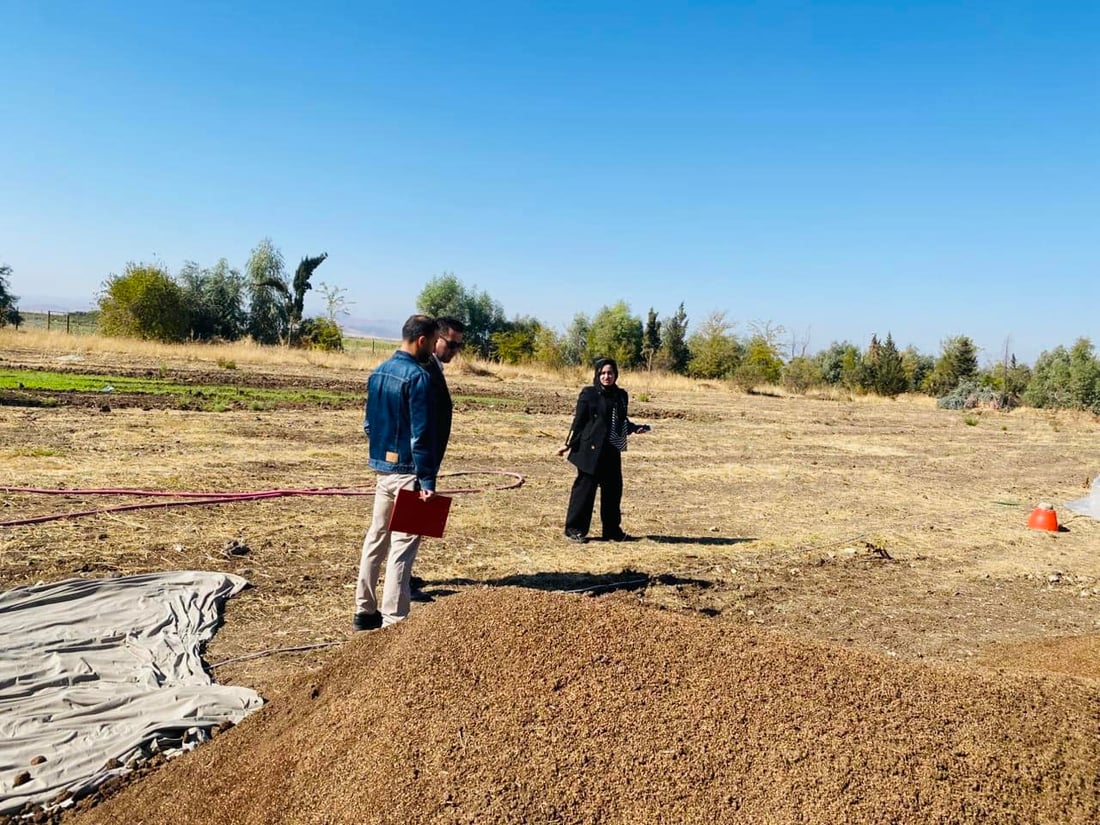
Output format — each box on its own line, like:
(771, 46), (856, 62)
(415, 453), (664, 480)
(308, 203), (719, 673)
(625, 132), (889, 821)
(96, 240), (345, 349)
(414, 275), (1100, 413)
(5, 258), (1099, 412)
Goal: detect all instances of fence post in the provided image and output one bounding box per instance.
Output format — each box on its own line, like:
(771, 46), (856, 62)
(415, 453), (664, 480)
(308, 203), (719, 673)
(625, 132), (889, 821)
(67, 314), (71, 334)
(47, 311), (52, 331)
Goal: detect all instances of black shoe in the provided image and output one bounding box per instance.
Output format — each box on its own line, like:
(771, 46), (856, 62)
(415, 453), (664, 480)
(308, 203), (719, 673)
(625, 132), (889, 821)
(564, 529), (588, 544)
(603, 530), (632, 542)
(352, 611), (383, 631)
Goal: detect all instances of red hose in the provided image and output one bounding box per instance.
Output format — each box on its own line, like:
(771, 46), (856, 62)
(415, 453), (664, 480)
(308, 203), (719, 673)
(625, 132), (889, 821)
(0, 471), (525, 527)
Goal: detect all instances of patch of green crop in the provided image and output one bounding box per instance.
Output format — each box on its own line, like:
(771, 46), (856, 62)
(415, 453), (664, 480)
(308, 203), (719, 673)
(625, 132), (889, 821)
(0, 369), (360, 411)
(4, 446), (63, 458)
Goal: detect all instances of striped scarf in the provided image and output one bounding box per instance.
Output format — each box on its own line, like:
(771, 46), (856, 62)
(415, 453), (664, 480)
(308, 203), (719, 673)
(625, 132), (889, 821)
(609, 404), (628, 452)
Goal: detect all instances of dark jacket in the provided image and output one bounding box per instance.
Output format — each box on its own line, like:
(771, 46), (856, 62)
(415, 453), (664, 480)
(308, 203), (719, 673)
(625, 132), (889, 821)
(363, 350), (441, 491)
(564, 384), (636, 475)
(425, 355), (453, 465)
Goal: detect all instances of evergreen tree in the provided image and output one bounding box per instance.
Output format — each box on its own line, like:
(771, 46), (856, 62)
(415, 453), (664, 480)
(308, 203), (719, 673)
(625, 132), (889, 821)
(863, 333), (907, 397)
(925, 335), (978, 395)
(659, 302), (690, 374)
(287, 253), (328, 344)
(641, 308), (661, 371)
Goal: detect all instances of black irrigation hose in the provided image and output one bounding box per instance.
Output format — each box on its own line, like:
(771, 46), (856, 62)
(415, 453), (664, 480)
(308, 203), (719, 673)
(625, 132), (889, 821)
(0, 470), (525, 527)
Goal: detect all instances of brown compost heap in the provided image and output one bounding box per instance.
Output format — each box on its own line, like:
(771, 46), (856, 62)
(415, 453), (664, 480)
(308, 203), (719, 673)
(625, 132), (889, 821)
(69, 587), (1100, 824)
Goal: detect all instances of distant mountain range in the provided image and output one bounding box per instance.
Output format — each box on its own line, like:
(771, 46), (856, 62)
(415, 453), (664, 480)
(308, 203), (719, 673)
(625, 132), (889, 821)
(20, 295), (98, 313)
(341, 317), (402, 340)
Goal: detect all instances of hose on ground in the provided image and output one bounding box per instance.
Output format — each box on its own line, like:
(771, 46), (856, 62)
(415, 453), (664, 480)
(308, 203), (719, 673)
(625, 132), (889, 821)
(0, 470), (525, 527)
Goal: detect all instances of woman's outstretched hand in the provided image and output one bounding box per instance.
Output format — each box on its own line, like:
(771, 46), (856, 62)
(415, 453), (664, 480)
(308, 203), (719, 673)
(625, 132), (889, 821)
(557, 445), (570, 456)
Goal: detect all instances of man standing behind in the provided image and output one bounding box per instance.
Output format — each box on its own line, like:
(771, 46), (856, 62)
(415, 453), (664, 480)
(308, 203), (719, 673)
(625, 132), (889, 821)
(353, 315), (441, 631)
(409, 317), (466, 597)
(427, 317), (464, 468)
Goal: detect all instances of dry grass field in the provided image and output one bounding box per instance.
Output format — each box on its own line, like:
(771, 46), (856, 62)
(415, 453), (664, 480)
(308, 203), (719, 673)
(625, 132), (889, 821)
(4, 328), (1100, 696)
(6, 328), (1100, 822)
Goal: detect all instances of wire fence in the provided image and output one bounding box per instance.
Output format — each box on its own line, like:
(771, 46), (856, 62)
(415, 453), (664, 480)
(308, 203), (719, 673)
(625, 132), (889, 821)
(18, 311), (99, 335)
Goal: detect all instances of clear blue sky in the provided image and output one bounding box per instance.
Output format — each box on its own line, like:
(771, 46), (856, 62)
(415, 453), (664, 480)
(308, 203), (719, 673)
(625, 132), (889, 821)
(2, 1), (1097, 364)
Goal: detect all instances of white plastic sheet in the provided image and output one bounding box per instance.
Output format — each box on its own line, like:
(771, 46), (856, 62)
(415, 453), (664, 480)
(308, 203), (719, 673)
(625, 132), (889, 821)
(0, 571), (263, 815)
(1065, 476), (1100, 519)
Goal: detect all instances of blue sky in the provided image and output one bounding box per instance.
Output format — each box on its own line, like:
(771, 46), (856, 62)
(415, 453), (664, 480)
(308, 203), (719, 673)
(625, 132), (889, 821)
(2, 1), (1097, 364)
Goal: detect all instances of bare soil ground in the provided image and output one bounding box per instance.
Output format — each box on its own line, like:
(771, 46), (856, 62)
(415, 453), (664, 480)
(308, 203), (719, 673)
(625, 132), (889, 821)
(2, 337), (1100, 823)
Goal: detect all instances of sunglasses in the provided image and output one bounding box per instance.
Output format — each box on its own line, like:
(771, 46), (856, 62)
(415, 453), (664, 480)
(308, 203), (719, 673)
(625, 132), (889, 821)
(444, 339), (464, 350)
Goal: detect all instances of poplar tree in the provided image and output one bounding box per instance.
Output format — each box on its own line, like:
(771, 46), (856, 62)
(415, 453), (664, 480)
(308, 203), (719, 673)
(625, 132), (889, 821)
(659, 302), (690, 374)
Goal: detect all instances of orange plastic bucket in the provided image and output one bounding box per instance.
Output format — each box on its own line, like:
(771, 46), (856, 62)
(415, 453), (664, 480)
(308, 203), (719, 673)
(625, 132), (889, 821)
(1027, 504), (1059, 532)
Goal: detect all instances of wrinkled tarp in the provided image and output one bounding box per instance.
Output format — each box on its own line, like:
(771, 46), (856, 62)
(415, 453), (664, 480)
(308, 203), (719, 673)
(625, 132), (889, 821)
(1065, 476), (1100, 519)
(0, 571), (263, 815)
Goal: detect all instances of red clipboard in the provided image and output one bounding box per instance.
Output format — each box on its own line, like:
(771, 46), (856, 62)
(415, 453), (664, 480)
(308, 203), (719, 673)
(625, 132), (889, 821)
(388, 487), (452, 538)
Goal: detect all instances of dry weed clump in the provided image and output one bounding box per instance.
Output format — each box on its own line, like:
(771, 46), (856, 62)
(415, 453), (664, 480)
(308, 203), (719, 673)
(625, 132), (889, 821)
(66, 588), (1100, 825)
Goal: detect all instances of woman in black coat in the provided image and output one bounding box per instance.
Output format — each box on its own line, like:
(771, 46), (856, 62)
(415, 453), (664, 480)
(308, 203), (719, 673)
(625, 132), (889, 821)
(557, 358), (650, 543)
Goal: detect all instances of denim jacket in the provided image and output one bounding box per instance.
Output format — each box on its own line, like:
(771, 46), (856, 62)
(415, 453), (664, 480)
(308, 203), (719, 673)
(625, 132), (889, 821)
(363, 350), (441, 491)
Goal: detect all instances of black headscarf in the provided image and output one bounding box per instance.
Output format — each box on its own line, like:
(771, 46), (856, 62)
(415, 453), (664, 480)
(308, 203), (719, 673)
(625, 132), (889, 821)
(593, 358), (619, 396)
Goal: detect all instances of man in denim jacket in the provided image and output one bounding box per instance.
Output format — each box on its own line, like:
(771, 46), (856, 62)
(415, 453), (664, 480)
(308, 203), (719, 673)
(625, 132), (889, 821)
(353, 314), (442, 630)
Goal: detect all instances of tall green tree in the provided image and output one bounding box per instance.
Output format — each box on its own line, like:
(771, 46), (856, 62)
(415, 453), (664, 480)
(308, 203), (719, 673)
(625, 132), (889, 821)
(560, 313), (590, 367)
(659, 302), (690, 374)
(416, 272), (466, 317)
(98, 263), (188, 341)
(178, 258), (247, 341)
(984, 339), (1031, 407)
(733, 330), (784, 391)
(0, 263), (21, 327)
(641, 308), (661, 371)
(491, 315), (543, 364)
(686, 311), (742, 379)
(815, 341), (861, 386)
(586, 301), (643, 367)
(1067, 338), (1100, 411)
(533, 326), (565, 370)
(246, 239), (288, 345)
(1024, 338), (1100, 412)
(286, 253), (327, 343)
(924, 335), (978, 396)
(417, 272), (505, 357)
(782, 356), (823, 394)
(900, 346), (934, 393)
(862, 333), (908, 397)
